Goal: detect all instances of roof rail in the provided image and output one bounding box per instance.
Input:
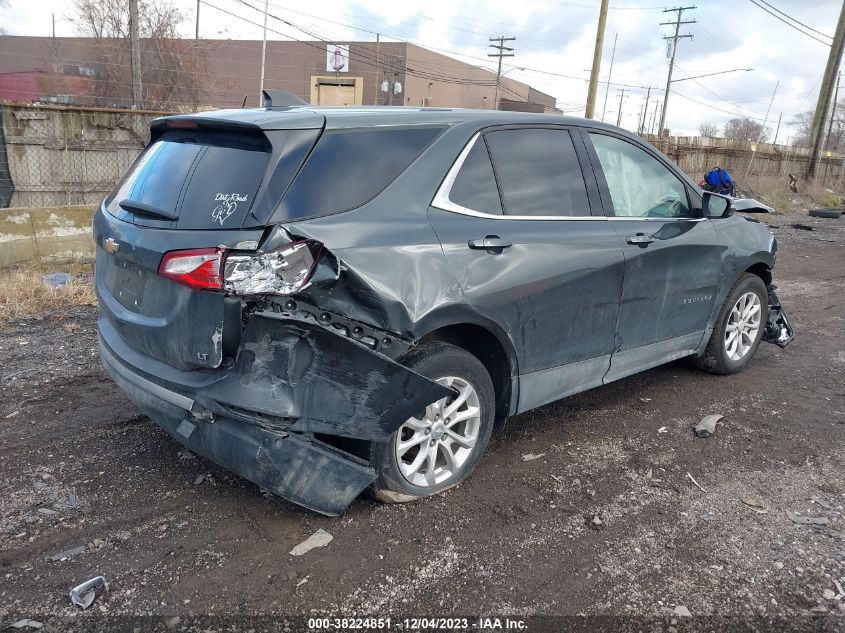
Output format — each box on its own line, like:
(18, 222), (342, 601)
(262, 89), (307, 108)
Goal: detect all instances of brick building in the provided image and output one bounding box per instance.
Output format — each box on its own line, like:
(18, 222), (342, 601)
(0, 36), (559, 113)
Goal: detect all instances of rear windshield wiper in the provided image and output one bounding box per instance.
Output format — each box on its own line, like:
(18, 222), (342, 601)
(119, 199), (178, 221)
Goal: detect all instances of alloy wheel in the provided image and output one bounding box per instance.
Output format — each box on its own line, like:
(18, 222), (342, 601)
(394, 376), (482, 488)
(725, 291), (762, 361)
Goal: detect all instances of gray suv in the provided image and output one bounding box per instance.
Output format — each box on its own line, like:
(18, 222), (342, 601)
(94, 95), (793, 515)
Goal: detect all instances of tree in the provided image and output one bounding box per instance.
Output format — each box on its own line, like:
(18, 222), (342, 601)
(72, 0), (207, 110)
(723, 117), (770, 145)
(793, 105), (845, 152)
(698, 122), (719, 137)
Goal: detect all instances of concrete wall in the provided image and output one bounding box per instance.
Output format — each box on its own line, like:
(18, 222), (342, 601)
(0, 204), (94, 266)
(0, 102), (164, 209)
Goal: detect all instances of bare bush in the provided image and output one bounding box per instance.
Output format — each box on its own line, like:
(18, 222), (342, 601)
(698, 122), (719, 138)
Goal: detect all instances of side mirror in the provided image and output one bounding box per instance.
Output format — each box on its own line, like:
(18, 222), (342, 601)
(702, 191), (734, 218)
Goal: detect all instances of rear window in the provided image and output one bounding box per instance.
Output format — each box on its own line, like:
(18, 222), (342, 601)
(106, 130), (272, 229)
(449, 138), (503, 214)
(273, 126), (444, 221)
(485, 128), (590, 217)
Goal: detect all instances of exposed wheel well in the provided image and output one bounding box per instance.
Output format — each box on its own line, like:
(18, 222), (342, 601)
(745, 262), (772, 286)
(420, 324), (513, 425)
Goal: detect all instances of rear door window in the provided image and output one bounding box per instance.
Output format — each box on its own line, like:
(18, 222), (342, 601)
(448, 137), (503, 215)
(107, 130), (271, 229)
(484, 128), (591, 217)
(273, 126), (444, 221)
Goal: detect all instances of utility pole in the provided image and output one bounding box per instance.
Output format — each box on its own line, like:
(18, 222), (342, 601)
(129, 0), (143, 109)
(658, 6), (696, 137)
(489, 36), (515, 111)
(825, 71), (841, 151)
(746, 80), (779, 178)
(375, 33), (381, 106)
(585, 0), (610, 119)
(258, 0), (269, 107)
(773, 111), (783, 145)
(807, 0), (845, 180)
(639, 86), (652, 135)
(195, 0), (200, 39)
(616, 88), (627, 127)
(649, 100), (661, 135)
(600, 33), (618, 122)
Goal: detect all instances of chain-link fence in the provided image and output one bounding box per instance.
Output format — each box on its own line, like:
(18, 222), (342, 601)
(0, 102), (172, 209)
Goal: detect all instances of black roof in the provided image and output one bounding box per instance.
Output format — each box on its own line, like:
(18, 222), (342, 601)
(154, 105), (623, 134)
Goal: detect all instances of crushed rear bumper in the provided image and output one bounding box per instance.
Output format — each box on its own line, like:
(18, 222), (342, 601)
(99, 310), (451, 515)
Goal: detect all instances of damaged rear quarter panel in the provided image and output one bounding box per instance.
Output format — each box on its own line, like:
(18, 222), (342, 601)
(202, 312), (453, 441)
(280, 124), (520, 364)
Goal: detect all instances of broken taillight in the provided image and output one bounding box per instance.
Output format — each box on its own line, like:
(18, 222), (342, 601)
(159, 241), (321, 295)
(158, 248), (224, 290)
(223, 241), (321, 296)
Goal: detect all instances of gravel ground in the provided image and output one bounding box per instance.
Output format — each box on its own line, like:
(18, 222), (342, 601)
(0, 210), (843, 632)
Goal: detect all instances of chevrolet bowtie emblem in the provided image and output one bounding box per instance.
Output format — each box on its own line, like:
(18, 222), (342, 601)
(103, 238), (120, 254)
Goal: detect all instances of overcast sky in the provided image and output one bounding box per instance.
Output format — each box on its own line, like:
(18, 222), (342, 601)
(0, 0), (840, 137)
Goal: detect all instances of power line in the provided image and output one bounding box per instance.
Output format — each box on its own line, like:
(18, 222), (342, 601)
(746, 0), (832, 46)
(753, 0), (832, 40)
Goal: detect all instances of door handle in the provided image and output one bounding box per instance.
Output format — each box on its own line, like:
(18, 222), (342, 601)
(626, 233), (655, 246)
(468, 235), (512, 251)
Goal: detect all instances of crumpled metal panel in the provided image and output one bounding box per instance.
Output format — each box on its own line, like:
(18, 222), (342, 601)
(194, 312), (454, 442)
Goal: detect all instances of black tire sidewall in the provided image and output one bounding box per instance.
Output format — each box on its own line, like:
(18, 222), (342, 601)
(713, 275), (768, 372)
(371, 342), (495, 499)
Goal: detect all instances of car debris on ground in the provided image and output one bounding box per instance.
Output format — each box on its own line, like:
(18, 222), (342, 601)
(5, 620), (42, 630)
(786, 510), (830, 526)
(47, 545), (86, 562)
(68, 575), (108, 609)
(290, 529), (333, 556)
(686, 472), (708, 493)
(521, 453), (546, 462)
(740, 495), (767, 513)
(694, 414), (723, 438)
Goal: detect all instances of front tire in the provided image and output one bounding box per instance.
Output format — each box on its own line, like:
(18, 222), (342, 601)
(693, 273), (768, 375)
(369, 342), (495, 504)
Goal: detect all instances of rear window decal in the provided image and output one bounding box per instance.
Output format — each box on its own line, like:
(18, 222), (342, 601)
(212, 193), (248, 225)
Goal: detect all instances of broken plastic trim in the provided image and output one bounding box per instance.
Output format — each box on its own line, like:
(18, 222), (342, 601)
(762, 287), (794, 348)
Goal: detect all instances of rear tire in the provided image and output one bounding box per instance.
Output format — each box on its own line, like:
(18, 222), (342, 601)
(693, 273), (768, 375)
(369, 342), (495, 504)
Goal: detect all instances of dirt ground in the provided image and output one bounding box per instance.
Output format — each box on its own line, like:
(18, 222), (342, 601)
(1, 210), (844, 631)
